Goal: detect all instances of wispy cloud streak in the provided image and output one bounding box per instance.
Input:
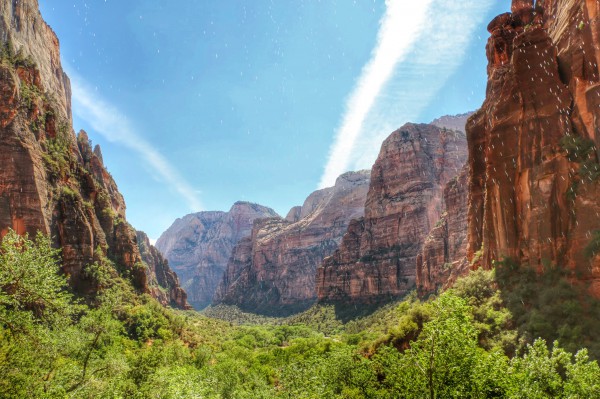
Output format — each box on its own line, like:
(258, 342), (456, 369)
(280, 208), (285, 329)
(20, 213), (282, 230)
(69, 73), (203, 211)
(320, 0), (495, 188)
(319, 0), (433, 188)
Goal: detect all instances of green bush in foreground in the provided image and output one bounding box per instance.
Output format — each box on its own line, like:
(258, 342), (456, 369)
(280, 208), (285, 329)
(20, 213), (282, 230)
(1, 230), (600, 398)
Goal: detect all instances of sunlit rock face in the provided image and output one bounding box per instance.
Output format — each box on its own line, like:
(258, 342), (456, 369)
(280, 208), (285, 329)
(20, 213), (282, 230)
(466, 0), (600, 295)
(156, 202), (279, 310)
(213, 171), (371, 316)
(317, 124), (468, 304)
(0, 0), (188, 307)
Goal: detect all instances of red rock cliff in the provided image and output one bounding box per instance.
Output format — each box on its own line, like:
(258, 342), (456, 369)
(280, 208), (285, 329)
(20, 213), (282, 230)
(213, 170), (370, 315)
(0, 0), (188, 307)
(466, 0), (600, 295)
(317, 124), (467, 304)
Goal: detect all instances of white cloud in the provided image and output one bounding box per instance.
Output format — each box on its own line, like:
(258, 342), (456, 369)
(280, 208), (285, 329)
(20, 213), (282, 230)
(68, 72), (203, 212)
(319, 0), (495, 188)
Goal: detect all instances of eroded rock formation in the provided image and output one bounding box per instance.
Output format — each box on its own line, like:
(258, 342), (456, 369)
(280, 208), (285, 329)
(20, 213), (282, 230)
(0, 0), (188, 307)
(317, 124), (467, 303)
(156, 202), (279, 309)
(416, 165), (470, 294)
(466, 0), (600, 295)
(136, 231), (189, 309)
(213, 170), (370, 315)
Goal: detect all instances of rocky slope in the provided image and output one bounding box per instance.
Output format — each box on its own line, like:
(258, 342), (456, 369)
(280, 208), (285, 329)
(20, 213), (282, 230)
(317, 124), (468, 304)
(213, 170), (371, 315)
(416, 165), (470, 294)
(156, 202), (278, 309)
(136, 231), (189, 309)
(466, 0), (600, 295)
(0, 0), (187, 307)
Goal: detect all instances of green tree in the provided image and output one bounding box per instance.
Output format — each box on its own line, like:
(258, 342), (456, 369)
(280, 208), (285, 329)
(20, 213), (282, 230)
(393, 293), (497, 398)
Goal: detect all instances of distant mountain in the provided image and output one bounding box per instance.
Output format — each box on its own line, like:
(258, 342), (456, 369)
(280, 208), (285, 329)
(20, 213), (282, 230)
(430, 112), (474, 132)
(156, 202), (279, 309)
(213, 170), (370, 315)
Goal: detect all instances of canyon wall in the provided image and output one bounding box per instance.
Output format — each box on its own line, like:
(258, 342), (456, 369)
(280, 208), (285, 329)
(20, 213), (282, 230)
(213, 170), (370, 315)
(466, 0), (600, 295)
(317, 124), (468, 303)
(136, 231), (189, 309)
(416, 165), (470, 294)
(0, 0), (188, 307)
(156, 202), (278, 309)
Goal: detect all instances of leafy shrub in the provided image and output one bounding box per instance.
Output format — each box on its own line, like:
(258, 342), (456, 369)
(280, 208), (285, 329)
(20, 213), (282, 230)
(584, 230), (600, 259)
(560, 134), (596, 162)
(495, 259), (600, 358)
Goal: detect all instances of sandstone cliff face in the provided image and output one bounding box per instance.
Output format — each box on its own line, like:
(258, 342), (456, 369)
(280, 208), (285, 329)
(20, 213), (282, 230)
(317, 124), (467, 303)
(416, 165), (470, 294)
(213, 170), (371, 315)
(0, 0), (187, 307)
(466, 0), (600, 295)
(156, 202), (279, 309)
(136, 231), (189, 309)
(0, 0), (70, 120)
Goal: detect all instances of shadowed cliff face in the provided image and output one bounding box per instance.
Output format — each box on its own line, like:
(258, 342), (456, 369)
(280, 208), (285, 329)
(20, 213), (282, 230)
(136, 231), (189, 309)
(156, 202), (279, 310)
(317, 124), (468, 304)
(467, 0), (600, 295)
(0, 0), (188, 307)
(213, 170), (371, 316)
(416, 165), (470, 294)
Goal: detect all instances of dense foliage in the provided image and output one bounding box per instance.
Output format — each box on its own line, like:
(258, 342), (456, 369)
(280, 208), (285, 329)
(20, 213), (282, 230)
(1, 230), (599, 398)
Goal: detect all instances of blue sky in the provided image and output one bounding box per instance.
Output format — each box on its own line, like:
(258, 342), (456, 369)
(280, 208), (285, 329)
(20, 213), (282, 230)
(39, 1), (508, 240)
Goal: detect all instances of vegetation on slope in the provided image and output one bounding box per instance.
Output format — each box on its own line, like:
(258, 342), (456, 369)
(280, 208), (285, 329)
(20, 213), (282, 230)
(1, 230), (599, 398)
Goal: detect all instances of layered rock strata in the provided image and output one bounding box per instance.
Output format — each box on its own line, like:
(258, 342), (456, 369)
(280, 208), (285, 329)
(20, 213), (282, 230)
(317, 124), (467, 303)
(156, 202), (279, 309)
(416, 165), (470, 294)
(213, 170), (370, 315)
(136, 231), (189, 309)
(466, 0), (600, 295)
(0, 0), (188, 307)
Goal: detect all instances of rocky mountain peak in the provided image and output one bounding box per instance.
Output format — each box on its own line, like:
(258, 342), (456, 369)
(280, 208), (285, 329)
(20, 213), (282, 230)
(212, 170), (371, 315)
(156, 203), (279, 309)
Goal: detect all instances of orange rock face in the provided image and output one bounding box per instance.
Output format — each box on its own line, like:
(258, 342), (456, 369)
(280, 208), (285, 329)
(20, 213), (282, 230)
(0, 0), (188, 307)
(213, 171), (371, 315)
(317, 124), (467, 304)
(467, 1), (600, 296)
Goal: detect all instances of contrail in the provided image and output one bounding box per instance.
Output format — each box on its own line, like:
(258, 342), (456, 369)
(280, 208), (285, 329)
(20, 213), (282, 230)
(319, 0), (495, 187)
(319, 0), (433, 188)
